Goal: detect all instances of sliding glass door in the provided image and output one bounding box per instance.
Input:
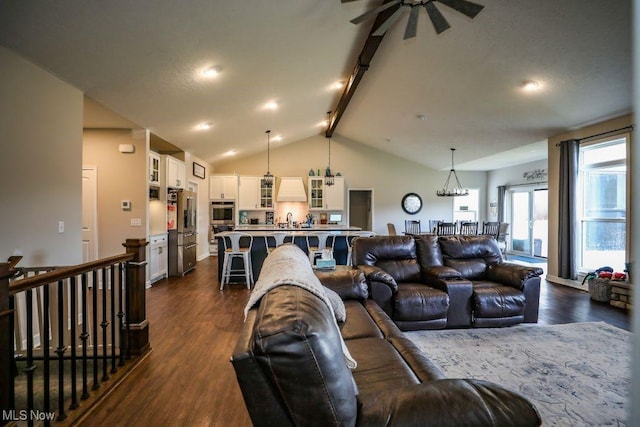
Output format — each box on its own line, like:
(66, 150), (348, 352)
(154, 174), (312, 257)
(510, 188), (548, 258)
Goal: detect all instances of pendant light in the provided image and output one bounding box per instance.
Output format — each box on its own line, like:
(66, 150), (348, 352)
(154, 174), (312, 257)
(324, 111), (335, 186)
(436, 148), (468, 197)
(263, 130), (274, 188)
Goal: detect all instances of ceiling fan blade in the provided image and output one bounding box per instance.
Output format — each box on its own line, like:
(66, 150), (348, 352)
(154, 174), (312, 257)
(403, 6), (420, 39)
(350, 1), (401, 25)
(372, 6), (406, 36)
(424, 2), (451, 34)
(341, 0), (360, 3)
(435, 0), (484, 19)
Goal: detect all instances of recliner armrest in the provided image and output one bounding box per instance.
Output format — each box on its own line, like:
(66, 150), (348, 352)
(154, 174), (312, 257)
(486, 262), (544, 290)
(357, 379), (541, 427)
(358, 265), (398, 293)
(423, 265), (461, 280)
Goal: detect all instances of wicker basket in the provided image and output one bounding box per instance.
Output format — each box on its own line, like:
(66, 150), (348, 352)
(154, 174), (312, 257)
(588, 277), (612, 302)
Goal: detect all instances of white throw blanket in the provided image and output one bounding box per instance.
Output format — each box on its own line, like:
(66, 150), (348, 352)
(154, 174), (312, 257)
(244, 244), (357, 369)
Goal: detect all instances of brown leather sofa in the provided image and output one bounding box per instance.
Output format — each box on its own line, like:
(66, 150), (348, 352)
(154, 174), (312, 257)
(232, 263), (541, 427)
(352, 235), (543, 330)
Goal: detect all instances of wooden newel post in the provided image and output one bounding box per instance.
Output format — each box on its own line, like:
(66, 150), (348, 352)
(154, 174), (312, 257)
(122, 238), (150, 356)
(1, 258), (20, 426)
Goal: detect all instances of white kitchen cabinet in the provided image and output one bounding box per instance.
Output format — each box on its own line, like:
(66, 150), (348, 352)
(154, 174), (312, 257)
(308, 177), (344, 210)
(165, 156), (185, 189)
(149, 233), (168, 284)
(238, 176), (259, 210)
(324, 177), (344, 210)
(149, 151), (161, 185)
(238, 176), (274, 210)
(210, 175), (238, 200)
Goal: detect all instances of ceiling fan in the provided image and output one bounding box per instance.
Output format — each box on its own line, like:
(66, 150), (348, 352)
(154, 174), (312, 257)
(343, 0), (484, 40)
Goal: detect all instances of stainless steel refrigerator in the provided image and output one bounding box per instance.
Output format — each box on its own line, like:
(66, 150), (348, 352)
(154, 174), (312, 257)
(168, 189), (198, 276)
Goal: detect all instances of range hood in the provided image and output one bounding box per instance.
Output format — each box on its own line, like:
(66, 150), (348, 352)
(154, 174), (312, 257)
(277, 177), (307, 202)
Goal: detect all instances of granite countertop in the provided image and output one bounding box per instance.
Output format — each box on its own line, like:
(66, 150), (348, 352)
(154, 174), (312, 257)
(215, 225), (362, 236)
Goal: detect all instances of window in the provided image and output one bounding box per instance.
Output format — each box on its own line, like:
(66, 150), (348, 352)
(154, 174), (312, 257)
(453, 189), (479, 222)
(578, 137), (627, 271)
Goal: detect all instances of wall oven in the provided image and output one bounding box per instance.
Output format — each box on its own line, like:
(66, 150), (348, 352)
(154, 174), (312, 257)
(211, 201), (235, 225)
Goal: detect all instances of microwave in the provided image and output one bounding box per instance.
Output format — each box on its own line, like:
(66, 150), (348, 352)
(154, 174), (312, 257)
(211, 201), (235, 225)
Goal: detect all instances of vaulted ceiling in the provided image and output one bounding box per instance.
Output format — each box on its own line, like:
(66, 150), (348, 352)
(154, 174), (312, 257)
(0, 0), (632, 170)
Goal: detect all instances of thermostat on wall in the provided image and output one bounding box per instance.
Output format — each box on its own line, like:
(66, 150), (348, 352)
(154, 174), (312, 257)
(121, 200), (132, 211)
(118, 144), (135, 153)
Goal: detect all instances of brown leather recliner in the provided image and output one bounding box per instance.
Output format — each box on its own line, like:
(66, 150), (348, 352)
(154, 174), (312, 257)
(352, 234), (543, 330)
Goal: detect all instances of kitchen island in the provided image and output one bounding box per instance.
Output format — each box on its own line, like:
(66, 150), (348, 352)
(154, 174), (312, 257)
(214, 225), (363, 284)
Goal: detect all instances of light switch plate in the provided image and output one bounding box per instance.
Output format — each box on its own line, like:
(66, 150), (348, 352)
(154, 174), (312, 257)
(130, 218), (142, 227)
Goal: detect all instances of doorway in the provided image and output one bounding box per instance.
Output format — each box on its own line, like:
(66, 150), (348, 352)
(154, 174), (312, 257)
(82, 167), (98, 263)
(510, 188), (548, 258)
(348, 189), (373, 231)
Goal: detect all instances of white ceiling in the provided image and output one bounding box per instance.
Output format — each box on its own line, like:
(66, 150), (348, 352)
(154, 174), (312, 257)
(0, 0), (632, 171)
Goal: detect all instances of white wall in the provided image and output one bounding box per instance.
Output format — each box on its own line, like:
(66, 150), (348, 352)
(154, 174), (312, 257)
(486, 158), (548, 221)
(0, 46), (83, 266)
(83, 129), (147, 257)
(214, 134), (488, 234)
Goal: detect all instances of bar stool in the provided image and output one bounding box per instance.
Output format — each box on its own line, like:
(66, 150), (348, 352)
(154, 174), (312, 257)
(346, 231), (375, 266)
(264, 231), (293, 255)
(306, 232), (334, 266)
(220, 232), (254, 290)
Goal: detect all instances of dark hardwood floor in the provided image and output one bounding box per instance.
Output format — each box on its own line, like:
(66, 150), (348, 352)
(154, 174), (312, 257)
(79, 256), (630, 426)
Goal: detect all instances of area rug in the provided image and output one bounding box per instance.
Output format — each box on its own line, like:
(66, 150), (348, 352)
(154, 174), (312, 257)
(405, 322), (630, 426)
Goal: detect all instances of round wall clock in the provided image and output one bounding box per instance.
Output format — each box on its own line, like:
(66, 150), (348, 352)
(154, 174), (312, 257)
(401, 193), (422, 215)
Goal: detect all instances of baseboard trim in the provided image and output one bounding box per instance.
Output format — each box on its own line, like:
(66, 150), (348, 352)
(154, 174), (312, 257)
(546, 274), (588, 292)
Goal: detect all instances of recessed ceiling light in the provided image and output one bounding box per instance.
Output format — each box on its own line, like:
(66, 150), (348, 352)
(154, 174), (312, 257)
(332, 81), (345, 90)
(272, 135), (283, 142)
(224, 150), (236, 156)
(264, 101), (278, 111)
(203, 66), (222, 78)
(521, 80), (540, 91)
(319, 120), (329, 127)
(196, 122), (213, 131)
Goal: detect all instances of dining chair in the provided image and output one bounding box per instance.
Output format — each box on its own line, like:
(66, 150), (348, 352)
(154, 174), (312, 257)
(481, 221), (500, 238)
(436, 221), (457, 236)
(428, 220), (442, 234)
(459, 221), (478, 235)
(220, 232), (254, 290)
(264, 231), (293, 255)
(387, 223), (397, 236)
(496, 222), (510, 258)
(404, 220), (421, 235)
(306, 232), (335, 266)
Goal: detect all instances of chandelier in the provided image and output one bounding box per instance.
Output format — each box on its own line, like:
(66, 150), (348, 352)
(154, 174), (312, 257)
(436, 148), (468, 197)
(263, 130), (274, 188)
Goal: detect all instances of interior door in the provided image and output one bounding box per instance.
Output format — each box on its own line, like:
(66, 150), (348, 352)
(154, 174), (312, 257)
(510, 188), (548, 258)
(82, 167), (98, 262)
(348, 189), (373, 231)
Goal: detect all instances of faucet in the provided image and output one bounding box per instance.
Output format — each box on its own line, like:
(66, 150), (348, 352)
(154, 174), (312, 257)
(286, 212), (293, 228)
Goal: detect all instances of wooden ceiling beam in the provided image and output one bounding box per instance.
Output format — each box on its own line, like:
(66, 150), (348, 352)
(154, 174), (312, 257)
(326, 0), (401, 138)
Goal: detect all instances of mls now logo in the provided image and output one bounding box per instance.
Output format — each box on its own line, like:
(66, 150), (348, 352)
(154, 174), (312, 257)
(2, 410), (56, 422)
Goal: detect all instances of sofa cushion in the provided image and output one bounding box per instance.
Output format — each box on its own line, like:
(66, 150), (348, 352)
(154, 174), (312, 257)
(394, 283), (450, 322)
(439, 236), (503, 280)
(315, 267), (369, 301)
(353, 235), (422, 283)
(472, 281), (526, 321)
(252, 286), (358, 426)
(341, 301), (384, 341)
(348, 337), (421, 397)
